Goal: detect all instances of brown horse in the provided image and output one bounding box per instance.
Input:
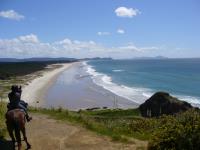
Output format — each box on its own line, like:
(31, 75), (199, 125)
(6, 109), (31, 150)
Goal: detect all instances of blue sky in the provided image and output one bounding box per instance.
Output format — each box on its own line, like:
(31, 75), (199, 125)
(0, 0), (199, 58)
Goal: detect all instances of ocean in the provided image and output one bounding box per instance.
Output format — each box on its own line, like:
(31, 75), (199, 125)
(85, 58), (200, 106)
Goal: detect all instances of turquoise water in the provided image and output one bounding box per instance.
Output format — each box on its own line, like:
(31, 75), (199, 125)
(86, 58), (200, 106)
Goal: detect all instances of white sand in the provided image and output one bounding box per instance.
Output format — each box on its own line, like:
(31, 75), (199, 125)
(21, 63), (75, 106)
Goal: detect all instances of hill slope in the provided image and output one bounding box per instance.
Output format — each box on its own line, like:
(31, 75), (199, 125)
(2, 113), (147, 150)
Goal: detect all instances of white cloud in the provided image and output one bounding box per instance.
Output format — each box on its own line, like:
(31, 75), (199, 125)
(119, 44), (159, 52)
(115, 7), (140, 18)
(117, 29), (125, 34)
(56, 38), (72, 45)
(97, 32), (110, 36)
(18, 34), (39, 43)
(140, 47), (160, 51)
(119, 44), (139, 51)
(0, 34), (160, 58)
(0, 10), (25, 21)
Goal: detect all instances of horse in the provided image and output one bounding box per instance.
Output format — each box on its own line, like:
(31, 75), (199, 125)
(6, 109), (31, 150)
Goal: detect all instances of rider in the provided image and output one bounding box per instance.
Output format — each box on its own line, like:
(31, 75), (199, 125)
(7, 85), (32, 122)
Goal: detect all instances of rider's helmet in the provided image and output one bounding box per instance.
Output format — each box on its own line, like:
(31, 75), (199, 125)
(11, 85), (18, 92)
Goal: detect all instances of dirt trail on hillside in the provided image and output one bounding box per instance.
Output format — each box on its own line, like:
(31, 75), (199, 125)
(11, 113), (147, 150)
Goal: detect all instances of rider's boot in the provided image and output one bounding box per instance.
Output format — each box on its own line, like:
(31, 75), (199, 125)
(25, 114), (32, 122)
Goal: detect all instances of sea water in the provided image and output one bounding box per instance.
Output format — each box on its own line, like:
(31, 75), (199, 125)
(85, 58), (200, 106)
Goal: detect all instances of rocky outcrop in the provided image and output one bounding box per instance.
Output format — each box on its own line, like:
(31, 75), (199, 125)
(139, 92), (193, 117)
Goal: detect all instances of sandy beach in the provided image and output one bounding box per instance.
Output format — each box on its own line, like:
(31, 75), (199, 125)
(20, 61), (137, 110)
(21, 62), (76, 106)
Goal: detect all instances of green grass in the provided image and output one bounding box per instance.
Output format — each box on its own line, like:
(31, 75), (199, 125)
(30, 107), (150, 142)
(30, 107), (200, 150)
(0, 101), (7, 139)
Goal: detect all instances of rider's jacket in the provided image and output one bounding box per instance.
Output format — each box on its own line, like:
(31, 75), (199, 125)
(8, 92), (21, 109)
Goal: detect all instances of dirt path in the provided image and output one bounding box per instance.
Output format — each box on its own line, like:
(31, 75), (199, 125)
(17, 113), (147, 150)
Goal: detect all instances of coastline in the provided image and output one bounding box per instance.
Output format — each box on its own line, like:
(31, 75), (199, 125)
(21, 62), (77, 106)
(20, 59), (200, 110)
(42, 62), (138, 110)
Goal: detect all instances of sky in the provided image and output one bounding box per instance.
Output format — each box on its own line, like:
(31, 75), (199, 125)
(0, 0), (199, 59)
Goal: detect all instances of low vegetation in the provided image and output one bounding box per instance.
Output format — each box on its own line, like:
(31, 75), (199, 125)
(0, 62), (49, 98)
(0, 101), (7, 139)
(148, 109), (200, 150)
(1, 100), (200, 149)
(0, 62), (49, 80)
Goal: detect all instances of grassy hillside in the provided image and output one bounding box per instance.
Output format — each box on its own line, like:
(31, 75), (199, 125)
(30, 107), (200, 149)
(1, 102), (200, 149)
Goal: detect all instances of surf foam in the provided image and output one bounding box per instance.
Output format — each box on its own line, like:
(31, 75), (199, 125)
(83, 61), (153, 104)
(82, 61), (200, 107)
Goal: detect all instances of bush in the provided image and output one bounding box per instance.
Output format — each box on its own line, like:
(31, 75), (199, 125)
(148, 110), (200, 150)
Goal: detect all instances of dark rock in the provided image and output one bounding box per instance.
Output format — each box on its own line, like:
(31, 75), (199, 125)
(139, 92), (193, 117)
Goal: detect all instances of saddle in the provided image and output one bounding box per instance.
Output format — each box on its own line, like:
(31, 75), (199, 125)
(6, 108), (25, 115)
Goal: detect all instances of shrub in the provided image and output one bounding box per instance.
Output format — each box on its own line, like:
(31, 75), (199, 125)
(0, 102), (7, 138)
(148, 109), (200, 150)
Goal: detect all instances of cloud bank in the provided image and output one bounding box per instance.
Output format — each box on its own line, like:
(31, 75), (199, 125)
(0, 34), (159, 59)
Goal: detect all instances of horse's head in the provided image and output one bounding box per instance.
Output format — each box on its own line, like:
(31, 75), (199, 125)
(11, 85), (22, 94)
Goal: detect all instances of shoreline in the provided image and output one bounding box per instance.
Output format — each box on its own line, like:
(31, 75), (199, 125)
(21, 62), (77, 106)
(42, 62), (138, 110)
(85, 61), (200, 108)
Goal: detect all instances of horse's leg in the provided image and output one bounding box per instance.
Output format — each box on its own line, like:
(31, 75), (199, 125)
(7, 124), (15, 149)
(21, 127), (31, 149)
(14, 125), (22, 150)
